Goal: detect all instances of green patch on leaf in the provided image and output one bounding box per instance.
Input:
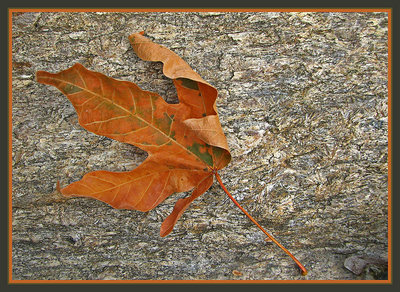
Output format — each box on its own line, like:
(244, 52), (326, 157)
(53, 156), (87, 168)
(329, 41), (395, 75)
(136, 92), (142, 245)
(177, 78), (199, 90)
(187, 142), (213, 166)
(64, 84), (82, 94)
(155, 134), (168, 145)
(155, 112), (173, 135)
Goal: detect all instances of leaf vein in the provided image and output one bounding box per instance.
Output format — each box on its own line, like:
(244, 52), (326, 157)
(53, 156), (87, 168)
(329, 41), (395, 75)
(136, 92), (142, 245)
(133, 177), (155, 208)
(149, 171), (171, 210)
(83, 115), (131, 126)
(74, 66), (87, 88)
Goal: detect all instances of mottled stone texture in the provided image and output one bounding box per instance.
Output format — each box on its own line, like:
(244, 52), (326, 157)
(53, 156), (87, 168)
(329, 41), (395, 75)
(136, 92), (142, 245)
(12, 12), (388, 280)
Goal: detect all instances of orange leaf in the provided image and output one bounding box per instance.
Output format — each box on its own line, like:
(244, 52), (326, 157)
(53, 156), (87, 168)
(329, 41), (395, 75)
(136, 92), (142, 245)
(36, 32), (231, 235)
(36, 32), (309, 275)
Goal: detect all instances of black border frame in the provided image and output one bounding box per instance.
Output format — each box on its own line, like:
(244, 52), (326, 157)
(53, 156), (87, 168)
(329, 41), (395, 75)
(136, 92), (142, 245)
(3, 1), (399, 291)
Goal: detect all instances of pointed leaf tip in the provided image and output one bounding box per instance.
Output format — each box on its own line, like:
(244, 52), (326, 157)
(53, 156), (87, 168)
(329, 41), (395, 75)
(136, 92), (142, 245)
(160, 175), (213, 237)
(56, 180), (62, 193)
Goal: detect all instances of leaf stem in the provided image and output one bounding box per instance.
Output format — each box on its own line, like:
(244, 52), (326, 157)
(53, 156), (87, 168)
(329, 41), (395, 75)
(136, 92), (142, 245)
(214, 171), (308, 276)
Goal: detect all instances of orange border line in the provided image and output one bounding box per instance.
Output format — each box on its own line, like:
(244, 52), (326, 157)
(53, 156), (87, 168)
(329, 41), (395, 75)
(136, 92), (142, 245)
(9, 8), (391, 13)
(386, 8), (392, 285)
(8, 279), (392, 284)
(8, 8), (392, 284)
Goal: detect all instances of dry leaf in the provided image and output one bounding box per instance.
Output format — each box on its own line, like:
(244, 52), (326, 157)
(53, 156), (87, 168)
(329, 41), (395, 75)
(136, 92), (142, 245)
(37, 32), (230, 237)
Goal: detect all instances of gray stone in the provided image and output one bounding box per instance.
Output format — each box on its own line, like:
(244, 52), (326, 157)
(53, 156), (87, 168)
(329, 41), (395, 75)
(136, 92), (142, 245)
(12, 11), (388, 280)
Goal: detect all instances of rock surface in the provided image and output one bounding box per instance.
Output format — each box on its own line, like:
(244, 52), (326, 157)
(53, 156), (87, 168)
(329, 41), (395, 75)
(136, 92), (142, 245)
(11, 11), (388, 280)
